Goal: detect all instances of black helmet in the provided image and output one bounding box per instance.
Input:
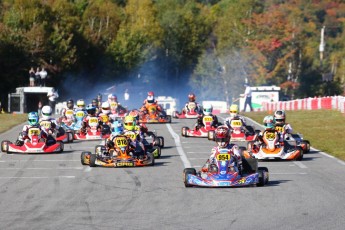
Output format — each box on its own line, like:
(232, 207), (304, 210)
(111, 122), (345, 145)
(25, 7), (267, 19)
(67, 99), (74, 109)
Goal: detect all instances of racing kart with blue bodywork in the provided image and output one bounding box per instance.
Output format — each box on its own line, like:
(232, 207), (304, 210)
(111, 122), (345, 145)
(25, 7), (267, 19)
(183, 149), (269, 187)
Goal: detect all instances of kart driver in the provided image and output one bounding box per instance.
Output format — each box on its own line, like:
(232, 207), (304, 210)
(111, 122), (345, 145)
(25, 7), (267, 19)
(39, 105), (65, 138)
(15, 112), (55, 146)
(107, 94), (127, 115)
(201, 125), (242, 174)
(182, 93), (201, 114)
(224, 104), (253, 134)
(140, 91), (166, 117)
(194, 104), (220, 130)
(274, 110), (293, 142)
(80, 105), (102, 135)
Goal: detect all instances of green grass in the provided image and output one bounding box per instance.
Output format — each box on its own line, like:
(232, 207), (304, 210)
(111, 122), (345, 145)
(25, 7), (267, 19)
(0, 113), (27, 134)
(243, 110), (345, 161)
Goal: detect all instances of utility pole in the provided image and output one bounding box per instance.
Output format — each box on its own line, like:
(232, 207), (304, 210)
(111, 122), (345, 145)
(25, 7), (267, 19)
(319, 26), (325, 66)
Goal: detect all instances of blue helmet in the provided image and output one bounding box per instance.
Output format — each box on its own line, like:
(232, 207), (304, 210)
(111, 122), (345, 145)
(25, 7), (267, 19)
(112, 120), (124, 135)
(28, 112), (39, 126)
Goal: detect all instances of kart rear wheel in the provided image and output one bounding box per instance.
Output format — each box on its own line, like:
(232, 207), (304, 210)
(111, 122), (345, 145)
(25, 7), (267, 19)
(301, 140), (310, 153)
(152, 146), (161, 159)
(166, 115), (172, 123)
(153, 137), (160, 146)
(67, 131), (74, 143)
(1, 140), (10, 153)
(258, 167), (269, 186)
(183, 168), (196, 187)
(81, 151), (91, 165)
(89, 154), (97, 167)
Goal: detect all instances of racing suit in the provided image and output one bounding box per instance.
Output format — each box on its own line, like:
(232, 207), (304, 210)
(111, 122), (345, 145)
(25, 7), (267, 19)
(224, 115), (254, 134)
(183, 101), (201, 114)
(195, 114), (219, 130)
(16, 124), (55, 146)
(275, 123), (293, 142)
(39, 117), (65, 138)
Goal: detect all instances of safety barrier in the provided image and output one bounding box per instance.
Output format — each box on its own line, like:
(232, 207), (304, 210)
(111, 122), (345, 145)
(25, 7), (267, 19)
(261, 96), (345, 113)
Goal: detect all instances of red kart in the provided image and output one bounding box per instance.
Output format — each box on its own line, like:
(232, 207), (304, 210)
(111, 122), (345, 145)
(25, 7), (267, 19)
(74, 117), (111, 140)
(1, 127), (63, 154)
(40, 120), (74, 143)
(173, 102), (200, 119)
(181, 115), (217, 137)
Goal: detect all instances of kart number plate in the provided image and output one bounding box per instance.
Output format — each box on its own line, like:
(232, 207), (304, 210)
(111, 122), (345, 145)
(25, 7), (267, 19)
(65, 110), (74, 116)
(125, 131), (137, 140)
(265, 132), (276, 140)
(116, 162), (133, 166)
(275, 126), (284, 132)
(230, 120), (242, 127)
(76, 111), (85, 118)
(40, 121), (51, 129)
(115, 137), (128, 147)
(28, 128), (41, 136)
(203, 116), (213, 122)
(89, 118), (98, 124)
(188, 102), (196, 109)
(217, 153), (230, 161)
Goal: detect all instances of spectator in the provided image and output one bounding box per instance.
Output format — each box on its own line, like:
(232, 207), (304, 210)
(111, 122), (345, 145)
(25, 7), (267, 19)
(40, 67), (48, 87)
(38, 101), (42, 115)
(35, 67), (41, 86)
(243, 84), (253, 112)
(29, 67), (35, 87)
(47, 88), (59, 114)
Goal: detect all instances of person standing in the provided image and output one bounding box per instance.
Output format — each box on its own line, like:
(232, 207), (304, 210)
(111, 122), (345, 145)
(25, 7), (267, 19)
(243, 84), (253, 112)
(35, 67), (41, 86)
(38, 101), (42, 115)
(47, 88), (59, 114)
(40, 67), (48, 87)
(29, 67), (35, 86)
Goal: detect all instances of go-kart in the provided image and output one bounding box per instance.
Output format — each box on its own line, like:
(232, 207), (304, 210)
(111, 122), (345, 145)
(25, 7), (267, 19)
(74, 117), (111, 140)
(289, 133), (310, 153)
(181, 115), (217, 138)
(139, 105), (172, 124)
(183, 150), (269, 187)
(80, 135), (154, 167)
(1, 127), (63, 154)
(122, 130), (162, 158)
(244, 130), (303, 161)
(40, 120), (74, 143)
(60, 110), (85, 134)
(172, 102), (200, 119)
(109, 101), (128, 119)
(208, 119), (258, 142)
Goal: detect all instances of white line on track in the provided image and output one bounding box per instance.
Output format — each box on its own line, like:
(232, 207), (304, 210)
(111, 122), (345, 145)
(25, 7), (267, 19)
(166, 124), (191, 168)
(0, 176), (75, 179)
(293, 161), (307, 168)
(83, 167), (92, 172)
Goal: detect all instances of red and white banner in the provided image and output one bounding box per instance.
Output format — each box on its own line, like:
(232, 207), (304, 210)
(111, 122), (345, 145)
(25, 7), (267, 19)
(261, 96), (345, 113)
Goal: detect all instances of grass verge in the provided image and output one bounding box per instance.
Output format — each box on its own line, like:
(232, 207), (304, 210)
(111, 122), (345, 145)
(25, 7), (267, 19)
(0, 113), (27, 134)
(243, 110), (345, 161)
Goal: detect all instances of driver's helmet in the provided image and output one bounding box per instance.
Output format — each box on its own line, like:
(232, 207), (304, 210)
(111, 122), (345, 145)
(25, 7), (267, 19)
(215, 125), (230, 148)
(101, 102), (110, 114)
(263, 115), (275, 130)
(112, 120), (124, 135)
(203, 104), (213, 116)
(91, 99), (98, 107)
(86, 105), (96, 116)
(147, 91), (155, 104)
(108, 94), (117, 102)
(209, 163), (218, 173)
(76, 99), (85, 109)
(128, 110), (140, 122)
(41, 105), (52, 120)
(28, 112), (39, 126)
(274, 110), (286, 125)
(67, 99), (74, 109)
(124, 115), (136, 131)
(188, 93), (196, 102)
(229, 104), (239, 118)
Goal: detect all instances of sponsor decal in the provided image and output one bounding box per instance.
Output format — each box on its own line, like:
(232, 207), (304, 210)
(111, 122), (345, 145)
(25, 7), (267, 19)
(116, 162), (134, 167)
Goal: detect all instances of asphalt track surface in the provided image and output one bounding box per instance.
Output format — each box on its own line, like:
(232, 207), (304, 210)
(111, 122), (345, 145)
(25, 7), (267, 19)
(0, 115), (345, 230)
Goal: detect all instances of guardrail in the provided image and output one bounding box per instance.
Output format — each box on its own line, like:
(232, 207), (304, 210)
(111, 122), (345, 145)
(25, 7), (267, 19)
(260, 96), (345, 113)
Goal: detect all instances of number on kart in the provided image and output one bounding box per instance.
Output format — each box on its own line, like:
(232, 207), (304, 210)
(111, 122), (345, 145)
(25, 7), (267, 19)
(40, 121), (51, 129)
(29, 128), (40, 136)
(265, 132), (276, 140)
(203, 116), (213, 122)
(230, 120), (242, 127)
(275, 126), (284, 132)
(115, 137), (128, 147)
(89, 118), (98, 124)
(217, 153), (230, 161)
(76, 111), (85, 118)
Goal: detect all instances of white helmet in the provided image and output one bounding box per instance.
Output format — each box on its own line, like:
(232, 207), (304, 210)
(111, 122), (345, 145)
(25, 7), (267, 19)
(203, 104), (213, 116)
(108, 94), (117, 102)
(41, 105), (52, 119)
(101, 101), (110, 114)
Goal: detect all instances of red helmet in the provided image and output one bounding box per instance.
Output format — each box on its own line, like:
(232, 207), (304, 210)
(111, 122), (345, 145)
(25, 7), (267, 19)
(188, 93), (196, 102)
(215, 125), (230, 147)
(147, 91), (155, 103)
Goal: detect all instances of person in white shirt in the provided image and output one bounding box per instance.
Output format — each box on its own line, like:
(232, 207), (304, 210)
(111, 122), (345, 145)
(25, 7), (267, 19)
(243, 84), (253, 112)
(40, 67), (48, 86)
(47, 88), (59, 114)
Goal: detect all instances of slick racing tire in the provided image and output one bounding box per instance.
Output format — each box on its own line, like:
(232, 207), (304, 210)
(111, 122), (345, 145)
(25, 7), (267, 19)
(67, 131), (74, 143)
(296, 146), (304, 161)
(301, 140), (310, 153)
(1, 140), (10, 153)
(181, 127), (189, 137)
(81, 151), (91, 165)
(158, 136), (164, 148)
(183, 168), (196, 187)
(58, 141), (64, 153)
(166, 115), (172, 123)
(89, 154), (97, 167)
(207, 130), (215, 141)
(258, 167), (269, 186)
(152, 146), (161, 159)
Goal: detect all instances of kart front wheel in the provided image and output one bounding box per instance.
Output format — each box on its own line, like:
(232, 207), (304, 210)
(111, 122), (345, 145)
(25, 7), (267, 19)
(89, 154), (97, 167)
(181, 127), (189, 137)
(183, 168), (196, 187)
(81, 151), (91, 165)
(301, 140), (310, 153)
(258, 167), (269, 186)
(1, 140), (10, 153)
(158, 136), (164, 148)
(207, 130), (215, 141)
(58, 141), (64, 153)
